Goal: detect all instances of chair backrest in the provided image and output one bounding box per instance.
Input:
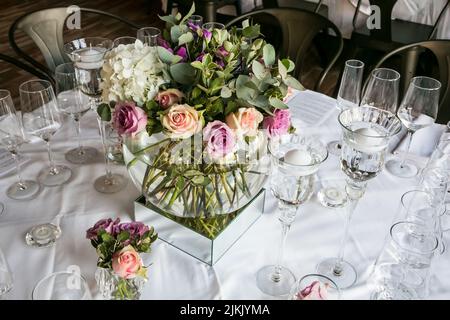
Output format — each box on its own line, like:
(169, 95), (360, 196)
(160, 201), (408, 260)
(262, 0), (324, 13)
(8, 7), (141, 75)
(0, 53), (54, 83)
(225, 8), (343, 91)
(372, 40), (450, 124)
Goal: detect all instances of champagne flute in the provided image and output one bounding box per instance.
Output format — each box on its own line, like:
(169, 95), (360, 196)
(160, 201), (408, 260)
(316, 106), (402, 289)
(319, 60), (364, 209)
(19, 80), (72, 186)
(256, 134), (328, 296)
(137, 27), (161, 46)
(55, 62), (98, 164)
(360, 68), (400, 113)
(0, 89), (40, 200)
(385, 76), (440, 178)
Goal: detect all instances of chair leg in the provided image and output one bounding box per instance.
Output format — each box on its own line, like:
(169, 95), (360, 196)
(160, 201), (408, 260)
(201, 1), (217, 22)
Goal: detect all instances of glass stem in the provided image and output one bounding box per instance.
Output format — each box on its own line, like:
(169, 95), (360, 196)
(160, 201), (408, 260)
(400, 130), (413, 168)
(271, 203), (297, 282)
(11, 150), (25, 189)
(46, 140), (58, 174)
(74, 115), (83, 152)
(99, 119), (112, 180)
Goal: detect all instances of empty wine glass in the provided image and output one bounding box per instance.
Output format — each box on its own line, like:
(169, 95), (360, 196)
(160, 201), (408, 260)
(361, 68), (400, 113)
(20, 80), (73, 186)
(113, 36), (137, 48)
(0, 246), (13, 297)
(319, 60), (364, 209)
(289, 273), (341, 300)
(202, 22), (225, 30)
(0, 89), (40, 200)
(256, 134), (328, 296)
(316, 106), (402, 289)
(55, 63), (98, 164)
(32, 271), (91, 300)
(137, 27), (161, 46)
(386, 77), (441, 178)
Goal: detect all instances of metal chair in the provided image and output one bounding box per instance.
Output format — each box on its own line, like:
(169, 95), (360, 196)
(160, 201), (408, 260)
(369, 40), (450, 124)
(262, 0), (326, 15)
(226, 8), (343, 92)
(167, 0), (242, 22)
(8, 7), (141, 77)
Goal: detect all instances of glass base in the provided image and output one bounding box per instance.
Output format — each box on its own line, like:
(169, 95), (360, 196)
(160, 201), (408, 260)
(385, 159), (418, 178)
(25, 223), (61, 247)
(94, 173), (127, 194)
(316, 257), (357, 289)
(6, 180), (40, 200)
(317, 186), (348, 208)
(370, 283), (418, 300)
(38, 165), (73, 186)
(65, 146), (98, 164)
(327, 140), (342, 156)
(256, 265), (296, 296)
(0, 202), (4, 216)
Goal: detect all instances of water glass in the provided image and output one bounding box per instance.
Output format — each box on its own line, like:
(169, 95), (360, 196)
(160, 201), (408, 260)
(137, 27), (161, 46)
(32, 271), (91, 300)
(113, 36), (137, 48)
(202, 22), (225, 30)
(289, 274), (341, 300)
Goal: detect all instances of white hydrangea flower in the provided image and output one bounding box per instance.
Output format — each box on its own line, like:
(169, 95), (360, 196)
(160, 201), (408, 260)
(101, 40), (168, 106)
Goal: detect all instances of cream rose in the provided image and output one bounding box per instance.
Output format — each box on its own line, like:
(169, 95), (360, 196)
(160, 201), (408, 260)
(111, 245), (143, 279)
(225, 107), (263, 136)
(161, 104), (202, 139)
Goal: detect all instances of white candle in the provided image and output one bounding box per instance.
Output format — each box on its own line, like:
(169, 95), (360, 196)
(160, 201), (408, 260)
(350, 127), (386, 153)
(73, 47), (106, 70)
(284, 149), (312, 166)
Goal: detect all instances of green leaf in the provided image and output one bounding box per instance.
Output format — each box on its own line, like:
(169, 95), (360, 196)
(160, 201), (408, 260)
(117, 231), (130, 243)
(242, 25), (260, 39)
(184, 170), (203, 177)
(210, 77), (224, 94)
(97, 103), (111, 122)
(170, 25), (184, 43)
(263, 44), (276, 67)
(225, 100), (238, 115)
(269, 96), (289, 109)
(169, 63), (197, 85)
(281, 58), (295, 73)
(242, 19), (250, 29)
(158, 14), (178, 26)
(180, 2), (196, 25)
(278, 59), (287, 79)
(191, 61), (203, 70)
(284, 75), (304, 90)
(221, 86), (232, 98)
(191, 175), (204, 185)
(178, 32), (193, 46)
(252, 60), (269, 80)
(157, 46), (182, 65)
(100, 231), (114, 243)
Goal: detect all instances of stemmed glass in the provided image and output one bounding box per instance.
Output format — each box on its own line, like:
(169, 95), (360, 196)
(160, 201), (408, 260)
(0, 89), (40, 200)
(289, 273), (341, 300)
(256, 134), (328, 296)
(20, 80), (73, 186)
(319, 60), (364, 209)
(360, 68), (400, 113)
(0, 246), (13, 297)
(32, 271), (91, 300)
(316, 106), (402, 289)
(137, 27), (161, 46)
(385, 76), (441, 178)
(55, 62), (97, 164)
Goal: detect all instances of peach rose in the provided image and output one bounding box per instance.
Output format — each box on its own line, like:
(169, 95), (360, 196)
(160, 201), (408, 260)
(156, 89), (185, 109)
(225, 107), (263, 136)
(112, 245), (143, 279)
(161, 104), (202, 139)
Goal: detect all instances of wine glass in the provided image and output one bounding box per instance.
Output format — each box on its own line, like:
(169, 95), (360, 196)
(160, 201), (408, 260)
(289, 273), (341, 300)
(360, 68), (400, 113)
(385, 76), (441, 178)
(256, 134), (328, 296)
(0, 89), (40, 200)
(19, 79), (72, 186)
(316, 106), (402, 289)
(188, 15), (203, 27)
(137, 27), (161, 46)
(202, 22), (225, 30)
(113, 36), (137, 48)
(319, 59), (364, 209)
(0, 246), (13, 297)
(55, 62), (98, 164)
(32, 271), (91, 300)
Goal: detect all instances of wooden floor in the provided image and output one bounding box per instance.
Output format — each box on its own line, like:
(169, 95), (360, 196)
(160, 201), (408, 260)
(0, 0), (338, 106)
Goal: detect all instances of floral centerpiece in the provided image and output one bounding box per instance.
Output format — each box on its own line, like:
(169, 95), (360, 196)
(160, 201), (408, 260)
(86, 218), (158, 300)
(98, 4), (303, 238)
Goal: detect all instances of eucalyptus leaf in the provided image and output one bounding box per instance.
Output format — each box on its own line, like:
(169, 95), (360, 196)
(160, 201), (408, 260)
(278, 59), (287, 79)
(157, 46), (182, 65)
(263, 44), (275, 67)
(178, 32), (193, 46)
(284, 75), (304, 90)
(242, 25), (260, 39)
(252, 60), (269, 80)
(180, 2), (196, 25)
(158, 14), (178, 26)
(269, 96), (289, 109)
(281, 58), (295, 73)
(221, 86), (232, 98)
(170, 25), (184, 43)
(242, 19), (250, 28)
(170, 63), (197, 85)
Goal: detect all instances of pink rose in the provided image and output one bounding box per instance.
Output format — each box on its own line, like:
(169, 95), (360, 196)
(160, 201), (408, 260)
(203, 121), (236, 160)
(112, 245), (143, 279)
(296, 281), (329, 300)
(156, 89), (184, 109)
(225, 107), (263, 137)
(113, 101), (147, 136)
(161, 104), (202, 139)
(263, 109), (291, 137)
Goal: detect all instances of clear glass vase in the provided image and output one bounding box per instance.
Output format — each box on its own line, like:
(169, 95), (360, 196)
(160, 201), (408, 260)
(95, 268), (145, 300)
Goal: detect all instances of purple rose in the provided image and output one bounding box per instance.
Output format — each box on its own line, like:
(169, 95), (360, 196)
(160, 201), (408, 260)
(112, 101), (148, 137)
(216, 59), (225, 69)
(86, 218), (120, 240)
(203, 120), (236, 160)
(187, 21), (200, 33)
(175, 46), (188, 62)
(263, 109), (291, 137)
(158, 38), (173, 53)
(216, 46), (229, 58)
(202, 28), (212, 41)
(114, 222), (149, 238)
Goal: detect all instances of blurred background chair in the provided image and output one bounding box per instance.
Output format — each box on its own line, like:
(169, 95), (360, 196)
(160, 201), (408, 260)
(368, 40), (450, 124)
(166, 0), (243, 22)
(261, 0), (327, 16)
(8, 7), (141, 78)
(226, 8), (343, 93)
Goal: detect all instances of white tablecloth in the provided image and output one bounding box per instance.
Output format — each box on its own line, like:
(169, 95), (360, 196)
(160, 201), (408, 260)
(1, 90), (449, 300)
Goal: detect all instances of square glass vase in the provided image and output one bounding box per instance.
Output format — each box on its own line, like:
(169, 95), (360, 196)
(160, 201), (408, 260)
(134, 189), (266, 266)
